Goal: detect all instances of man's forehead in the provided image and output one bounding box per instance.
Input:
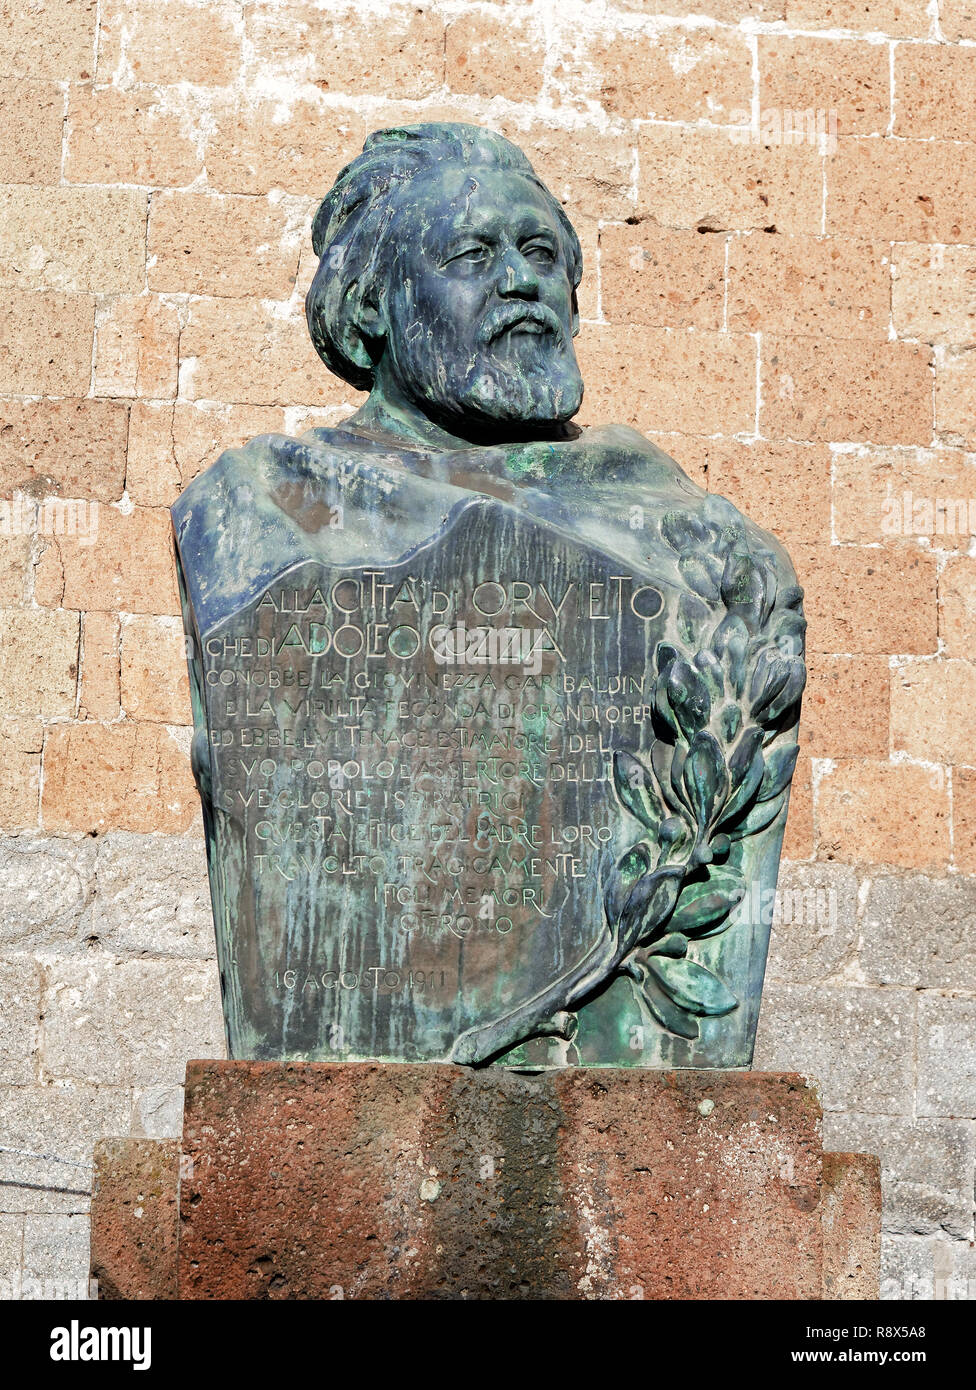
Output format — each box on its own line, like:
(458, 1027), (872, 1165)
(409, 165), (559, 241)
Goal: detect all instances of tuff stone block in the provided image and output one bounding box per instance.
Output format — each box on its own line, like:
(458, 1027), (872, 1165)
(832, 446), (976, 551)
(91, 832), (212, 959)
(600, 222), (726, 332)
(0, 608), (79, 719)
(148, 192), (302, 299)
(784, 0), (931, 34)
(705, 439), (831, 550)
(179, 297), (360, 410)
(98, 0), (243, 88)
(554, 26), (752, 124)
(821, 1152), (883, 1299)
(0, 398), (128, 502)
(66, 85), (203, 189)
(893, 42), (976, 140)
(0, 0), (98, 82)
(120, 615), (192, 724)
(823, 1112), (976, 1238)
(205, 97), (363, 198)
(754, 982), (915, 1113)
(728, 235), (890, 341)
(801, 654), (889, 759)
(575, 325), (757, 435)
(0, 186), (146, 295)
(0, 719), (43, 829)
(761, 336), (932, 446)
(0, 956), (40, 1085)
(94, 296), (180, 401)
(827, 138), (976, 243)
(0, 78), (63, 184)
(42, 958), (223, 1088)
(79, 612), (121, 722)
(791, 544), (938, 655)
(816, 760), (950, 871)
(0, 290), (93, 396)
(890, 659), (976, 768)
(892, 244), (976, 346)
(637, 125), (823, 234)
(177, 1063), (851, 1301)
(41, 723), (198, 835)
(917, 995), (976, 1119)
(759, 36), (889, 137)
(90, 1139), (179, 1300)
(39, 505), (181, 616)
(0, 1082), (128, 1215)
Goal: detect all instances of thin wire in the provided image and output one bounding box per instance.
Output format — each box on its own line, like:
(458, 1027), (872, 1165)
(0, 1144), (93, 1171)
(0, 1178), (90, 1197)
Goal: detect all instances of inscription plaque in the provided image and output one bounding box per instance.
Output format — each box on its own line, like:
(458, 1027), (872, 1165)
(174, 124), (805, 1068)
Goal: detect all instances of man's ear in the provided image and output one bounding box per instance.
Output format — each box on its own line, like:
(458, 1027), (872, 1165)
(358, 277), (388, 339)
(357, 297), (385, 339)
(346, 283), (387, 372)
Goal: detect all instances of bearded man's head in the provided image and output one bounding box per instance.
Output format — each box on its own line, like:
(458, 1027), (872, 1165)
(305, 124), (584, 438)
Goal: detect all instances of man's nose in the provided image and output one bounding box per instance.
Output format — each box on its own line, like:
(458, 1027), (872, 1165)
(496, 247), (540, 298)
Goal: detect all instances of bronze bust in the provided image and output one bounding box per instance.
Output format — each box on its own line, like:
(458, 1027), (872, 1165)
(173, 124), (805, 1069)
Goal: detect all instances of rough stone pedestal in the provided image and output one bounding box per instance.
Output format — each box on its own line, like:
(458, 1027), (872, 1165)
(90, 1137), (179, 1301)
(90, 1062), (880, 1300)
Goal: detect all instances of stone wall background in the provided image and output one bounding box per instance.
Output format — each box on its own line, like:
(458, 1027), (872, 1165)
(0, 0), (973, 1300)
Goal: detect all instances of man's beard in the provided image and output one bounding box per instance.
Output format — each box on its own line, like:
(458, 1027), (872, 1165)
(391, 303), (584, 434)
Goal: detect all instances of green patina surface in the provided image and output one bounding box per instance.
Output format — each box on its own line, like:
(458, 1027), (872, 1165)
(172, 123), (805, 1069)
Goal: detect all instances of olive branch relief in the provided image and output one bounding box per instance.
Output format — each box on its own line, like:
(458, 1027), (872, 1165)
(451, 498), (806, 1066)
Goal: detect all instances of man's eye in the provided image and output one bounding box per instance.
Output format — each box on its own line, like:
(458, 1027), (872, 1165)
(523, 243), (556, 264)
(445, 246), (488, 266)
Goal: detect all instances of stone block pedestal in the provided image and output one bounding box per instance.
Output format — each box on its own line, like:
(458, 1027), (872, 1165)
(90, 1137), (179, 1301)
(90, 1062), (880, 1300)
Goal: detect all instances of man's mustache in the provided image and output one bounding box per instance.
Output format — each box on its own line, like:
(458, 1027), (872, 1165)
(480, 302), (565, 344)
